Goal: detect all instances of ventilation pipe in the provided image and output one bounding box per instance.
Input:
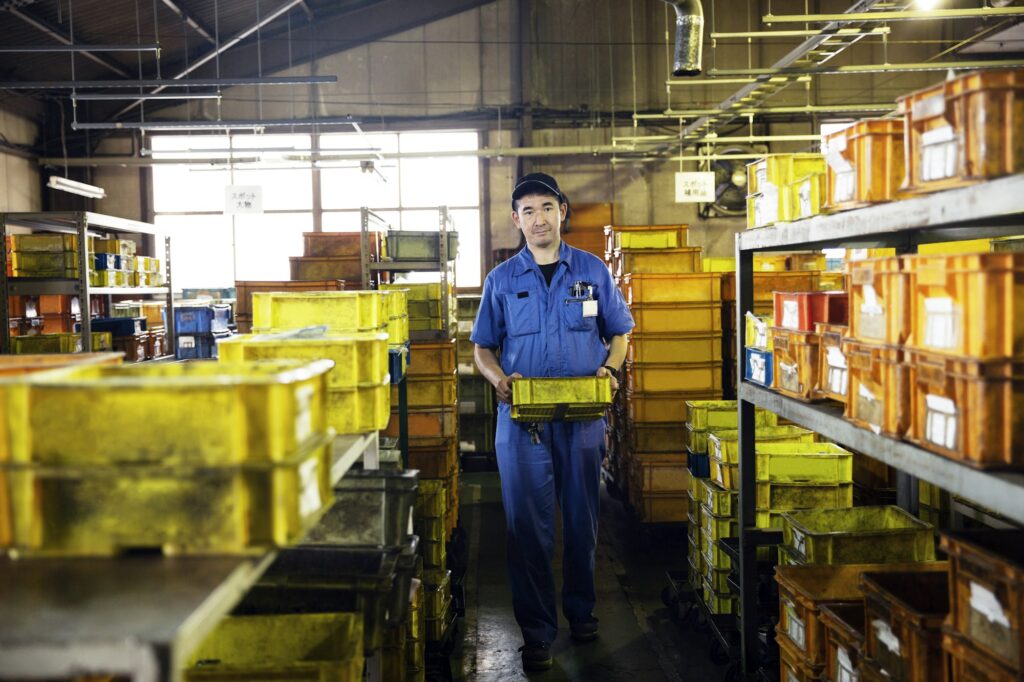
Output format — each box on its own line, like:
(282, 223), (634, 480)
(663, 0), (704, 77)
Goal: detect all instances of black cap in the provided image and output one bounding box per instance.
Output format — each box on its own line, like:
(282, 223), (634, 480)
(511, 172), (564, 207)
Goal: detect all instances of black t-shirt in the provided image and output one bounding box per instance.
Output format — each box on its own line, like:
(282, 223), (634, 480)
(539, 261), (560, 286)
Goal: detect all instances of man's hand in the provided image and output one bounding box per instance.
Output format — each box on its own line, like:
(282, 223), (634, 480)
(496, 372), (523, 403)
(596, 366), (619, 392)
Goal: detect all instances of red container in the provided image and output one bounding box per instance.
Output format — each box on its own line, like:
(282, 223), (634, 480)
(774, 291), (849, 332)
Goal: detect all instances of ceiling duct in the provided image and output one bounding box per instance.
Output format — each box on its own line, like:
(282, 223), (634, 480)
(663, 0), (704, 77)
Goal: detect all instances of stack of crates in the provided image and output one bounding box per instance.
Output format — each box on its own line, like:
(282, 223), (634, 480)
(605, 223), (722, 524)
(414, 479), (456, 644)
(381, 281), (456, 337)
(407, 578), (426, 682)
(746, 154), (827, 229)
(290, 229), (382, 281)
(455, 294), (496, 468)
(240, 290), (393, 436)
(92, 315), (150, 362)
(174, 303), (232, 360)
(823, 119), (907, 213)
(8, 233), (80, 278)
(768, 291), (849, 402)
(0, 359), (336, 556)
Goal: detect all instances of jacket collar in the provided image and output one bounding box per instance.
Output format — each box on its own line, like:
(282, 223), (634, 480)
(512, 240), (574, 277)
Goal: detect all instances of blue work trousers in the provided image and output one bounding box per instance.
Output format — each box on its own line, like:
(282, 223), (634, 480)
(495, 408), (605, 645)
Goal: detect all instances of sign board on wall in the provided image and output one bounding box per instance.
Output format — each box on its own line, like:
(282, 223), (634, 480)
(225, 185), (263, 214)
(675, 172), (716, 203)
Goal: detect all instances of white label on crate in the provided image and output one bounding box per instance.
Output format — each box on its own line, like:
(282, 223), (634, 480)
(912, 92), (946, 120)
(460, 401), (477, 415)
(780, 360), (801, 393)
(872, 619), (901, 656)
(849, 249), (869, 261)
(826, 145), (853, 172)
(923, 297), (957, 349)
(859, 383), (883, 433)
(827, 345), (848, 371)
(798, 179), (813, 219)
(457, 320), (474, 334)
(460, 440), (477, 452)
(828, 364), (848, 397)
(298, 456), (322, 518)
(294, 385), (315, 444)
(836, 646), (858, 682)
(835, 170), (856, 204)
(784, 601), (807, 650)
(179, 336), (196, 349)
(925, 393), (958, 450)
(791, 529), (806, 556)
(921, 126), (957, 182)
(749, 352), (767, 384)
(458, 362), (477, 375)
(674, 171), (717, 203)
(781, 300), (800, 330)
(970, 581), (1011, 628)
(785, 670), (798, 682)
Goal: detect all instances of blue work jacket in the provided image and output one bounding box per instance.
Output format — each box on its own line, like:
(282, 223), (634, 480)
(471, 241), (634, 378)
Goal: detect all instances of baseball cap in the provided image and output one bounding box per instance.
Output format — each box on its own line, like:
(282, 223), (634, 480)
(511, 172), (564, 207)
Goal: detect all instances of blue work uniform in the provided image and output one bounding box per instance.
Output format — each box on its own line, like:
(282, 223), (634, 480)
(471, 240), (634, 645)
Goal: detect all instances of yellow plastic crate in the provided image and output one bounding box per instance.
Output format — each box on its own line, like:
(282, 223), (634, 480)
(790, 173), (826, 221)
(510, 377), (612, 422)
(685, 400), (779, 430)
(697, 477), (737, 516)
(0, 360), (333, 466)
(380, 282), (448, 302)
(218, 332), (389, 388)
(329, 378), (391, 434)
(613, 247), (703, 276)
(703, 257), (736, 273)
(0, 433), (333, 556)
(415, 479), (447, 519)
(703, 580), (737, 615)
(393, 373), (457, 409)
(708, 426), (817, 464)
(703, 533), (732, 570)
(755, 481), (853, 518)
(781, 506), (936, 565)
(704, 562), (731, 594)
(10, 251), (78, 272)
(12, 233), (78, 252)
(382, 288), (409, 317)
(252, 291), (387, 333)
(611, 225), (688, 250)
(628, 333), (722, 364)
(748, 154), (827, 195)
(711, 443), (853, 489)
(755, 254), (789, 272)
(630, 303), (723, 334)
(385, 314), (409, 346)
(186, 612), (363, 681)
(745, 312), (774, 350)
(701, 503), (739, 541)
(625, 361), (723, 393)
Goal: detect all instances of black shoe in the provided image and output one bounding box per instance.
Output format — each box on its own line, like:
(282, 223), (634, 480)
(519, 641), (553, 672)
(570, 617), (599, 642)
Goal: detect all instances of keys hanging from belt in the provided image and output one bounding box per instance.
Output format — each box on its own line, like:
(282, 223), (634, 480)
(527, 422), (544, 445)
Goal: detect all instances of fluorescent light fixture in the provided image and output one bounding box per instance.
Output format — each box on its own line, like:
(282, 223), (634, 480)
(915, 0), (940, 8)
(72, 93), (222, 101)
(47, 175), (107, 200)
(72, 116), (360, 131)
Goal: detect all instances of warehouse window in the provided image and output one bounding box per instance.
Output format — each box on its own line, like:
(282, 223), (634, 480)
(320, 130), (481, 288)
(152, 130), (482, 291)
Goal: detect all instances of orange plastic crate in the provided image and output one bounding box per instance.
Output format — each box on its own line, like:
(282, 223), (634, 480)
(234, 280), (345, 317)
(776, 624), (825, 682)
(908, 351), (1024, 469)
(905, 252), (1024, 359)
(407, 437), (458, 479)
(628, 333), (722, 364)
(899, 69), (1024, 194)
(816, 323), (849, 403)
(820, 603), (866, 682)
(603, 224), (688, 253)
(944, 628), (1018, 682)
(844, 340), (910, 438)
(625, 390), (720, 424)
(629, 423), (687, 454)
(860, 571), (949, 682)
(623, 272), (721, 305)
(384, 407), (458, 439)
(773, 291), (849, 332)
(940, 529), (1024, 673)
(721, 271), (820, 302)
(303, 231), (382, 259)
(630, 303), (722, 335)
(771, 328), (820, 401)
(825, 118), (907, 211)
(848, 257), (912, 346)
(289, 256), (363, 281)
(612, 247), (702, 277)
(407, 339), (457, 376)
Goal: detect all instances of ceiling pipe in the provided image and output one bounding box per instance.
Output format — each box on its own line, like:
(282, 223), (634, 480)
(662, 0), (704, 77)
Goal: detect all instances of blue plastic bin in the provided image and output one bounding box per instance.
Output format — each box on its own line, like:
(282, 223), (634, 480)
(176, 331), (230, 360)
(388, 345), (408, 384)
(687, 451), (710, 478)
(90, 316), (147, 337)
(174, 306), (215, 334)
(93, 253), (118, 271)
(744, 347), (773, 387)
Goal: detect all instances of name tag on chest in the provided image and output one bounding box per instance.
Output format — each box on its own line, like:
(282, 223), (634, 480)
(582, 300), (598, 318)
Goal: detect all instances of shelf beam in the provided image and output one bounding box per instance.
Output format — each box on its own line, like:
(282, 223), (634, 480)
(739, 383), (1024, 526)
(738, 174), (1024, 252)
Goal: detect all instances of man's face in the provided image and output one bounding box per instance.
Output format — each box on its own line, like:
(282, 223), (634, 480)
(512, 192), (566, 250)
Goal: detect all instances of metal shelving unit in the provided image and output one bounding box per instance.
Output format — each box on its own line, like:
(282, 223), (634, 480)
(733, 173), (1024, 677)
(1, 211), (176, 355)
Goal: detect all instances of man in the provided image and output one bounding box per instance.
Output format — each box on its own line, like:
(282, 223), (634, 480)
(471, 172), (634, 673)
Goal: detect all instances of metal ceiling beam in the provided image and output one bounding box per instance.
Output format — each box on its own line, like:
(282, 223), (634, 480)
(113, 0), (307, 118)
(6, 7), (131, 78)
(675, 0), (887, 144)
(764, 7), (1024, 23)
(71, 116), (360, 130)
(710, 58), (1024, 77)
(0, 44), (160, 53)
(633, 103), (896, 120)
(712, 27), (890, 39)
(0, 75), (337, 89)
(159, 0), (217, 45)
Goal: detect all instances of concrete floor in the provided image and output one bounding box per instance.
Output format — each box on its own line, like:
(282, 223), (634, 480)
(450, 472), (729, 681)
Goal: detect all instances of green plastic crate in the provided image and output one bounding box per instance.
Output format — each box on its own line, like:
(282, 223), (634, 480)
(386, 230), (458, 261)
(510, 377), (612, 422)
(781, 506), (936, 565)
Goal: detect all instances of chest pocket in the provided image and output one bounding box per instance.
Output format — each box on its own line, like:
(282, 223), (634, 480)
(503, 292), (541, 336)
(563, 297), (598, 332)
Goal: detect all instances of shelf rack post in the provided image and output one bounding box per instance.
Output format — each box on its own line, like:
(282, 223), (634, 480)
(0, 213), (9, 353)
(77, 213), (93, 352)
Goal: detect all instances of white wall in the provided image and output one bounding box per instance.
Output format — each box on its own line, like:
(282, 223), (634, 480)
(0, 101), (41, 212)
